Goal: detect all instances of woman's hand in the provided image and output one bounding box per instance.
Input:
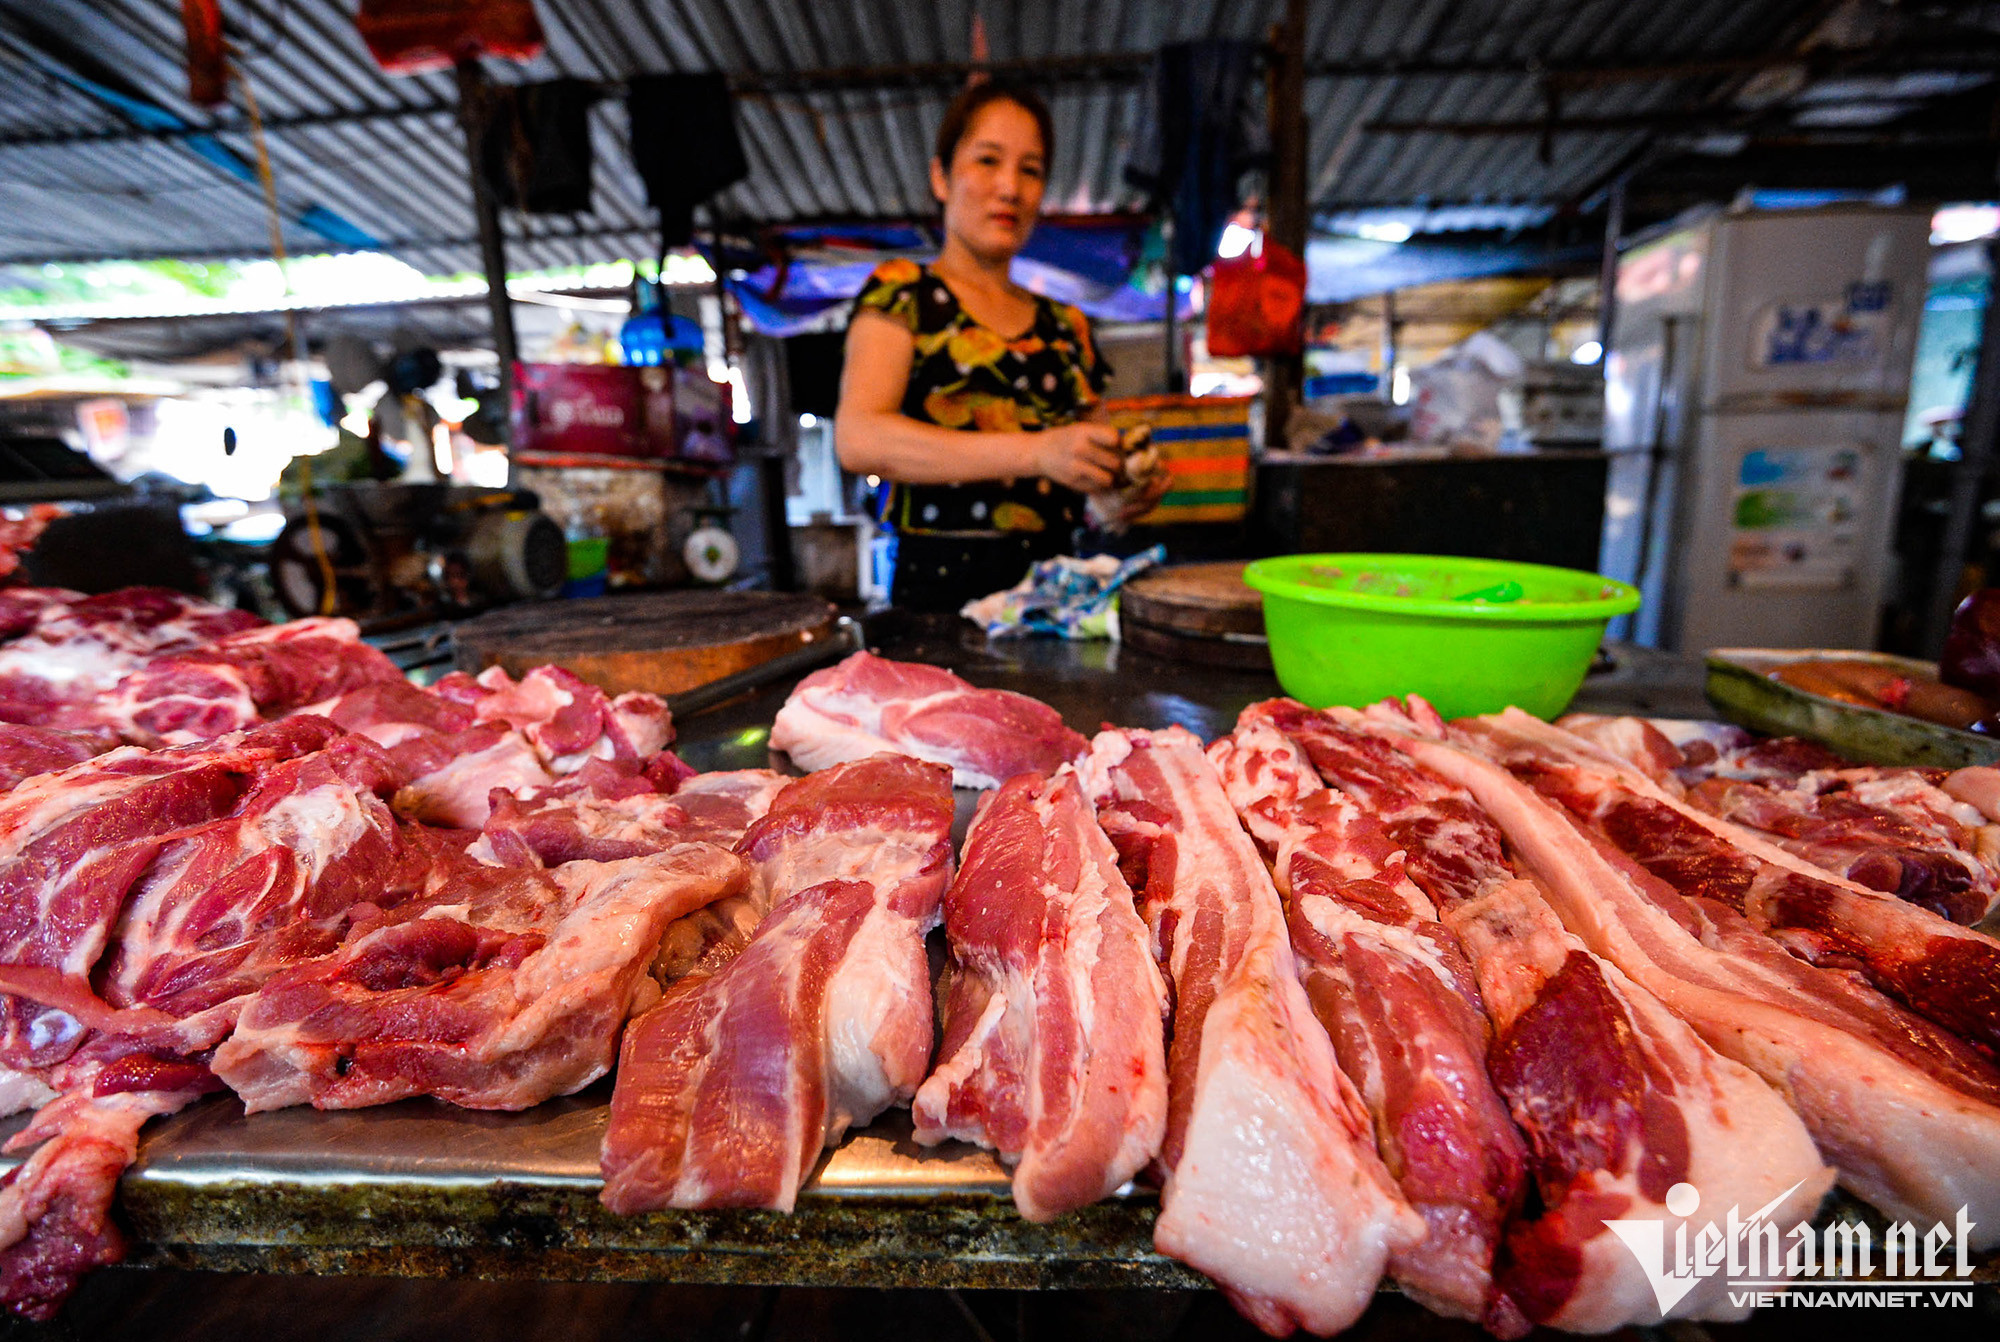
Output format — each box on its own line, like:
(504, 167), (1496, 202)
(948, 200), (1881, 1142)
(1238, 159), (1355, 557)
(1032, 422), (1124, 493)
(1086, 470), (1172, 534)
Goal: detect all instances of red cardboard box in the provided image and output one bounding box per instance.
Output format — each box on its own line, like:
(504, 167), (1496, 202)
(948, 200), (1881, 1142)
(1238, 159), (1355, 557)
(510, 364), (734, 466)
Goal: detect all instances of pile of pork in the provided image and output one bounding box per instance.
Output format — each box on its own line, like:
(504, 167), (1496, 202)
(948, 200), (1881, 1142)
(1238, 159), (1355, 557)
(0, 603), (1995, 1339)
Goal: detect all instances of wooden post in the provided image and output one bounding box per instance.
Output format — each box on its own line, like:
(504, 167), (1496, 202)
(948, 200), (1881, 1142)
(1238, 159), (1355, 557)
(1381, 289), (1399, 403)
(456, 59), (518, 445)
(1263, 0), (1308, 447)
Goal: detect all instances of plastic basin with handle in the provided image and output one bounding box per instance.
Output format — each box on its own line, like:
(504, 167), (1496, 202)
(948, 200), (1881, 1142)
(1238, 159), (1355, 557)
(1240, 553), (1641, 719)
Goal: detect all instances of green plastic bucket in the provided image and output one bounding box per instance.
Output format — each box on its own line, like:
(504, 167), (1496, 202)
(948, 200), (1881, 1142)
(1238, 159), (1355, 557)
(1241, 553), (1641, 720)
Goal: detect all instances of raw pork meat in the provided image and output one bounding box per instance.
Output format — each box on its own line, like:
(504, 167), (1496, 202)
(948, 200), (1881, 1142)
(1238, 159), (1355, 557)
(1359, 701), (2000, 1241)
(1208, 720), (1527, 1330)
(100, 619), (400, 747)
(1557, 714), (2000, 922)
(771, 650), (1085, 788)
(1243, 700), (1831, 1331)
(1082, 727), (1420, 1338)
(214, 843), (747, 1112)
(601, 754), (954, 1214)
(0, 717), (342, 1076)
(324, 666), (675, 829)
(472, 765), (789, 867)
(913, 768), (1168, 1222)
(1458, 709), (2000, 1055)
(0, 588), (260, 730)
(0, 725), (109, 792)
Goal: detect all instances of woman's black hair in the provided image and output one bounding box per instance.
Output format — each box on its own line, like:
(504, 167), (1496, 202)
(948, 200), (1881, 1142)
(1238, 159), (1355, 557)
(933, 81), (1054, 175)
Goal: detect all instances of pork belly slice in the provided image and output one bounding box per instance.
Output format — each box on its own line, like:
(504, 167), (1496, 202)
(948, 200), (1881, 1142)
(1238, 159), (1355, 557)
(1353, 702), (2000, 1244)
(213, 843), (747, 1112)
(601, 753), (954, 1214)
(1242, 700), (1832, 1333)
(1558, 712), (2000, 923)
(1455, 709), (2000, 1055)
(770, 650), (1085, 789)
(0, 716), (342, 1077)
(1208, 722), (1527, 1332)
(913, 769), (1167, 1223)
(1081, 727), (1420, 1339)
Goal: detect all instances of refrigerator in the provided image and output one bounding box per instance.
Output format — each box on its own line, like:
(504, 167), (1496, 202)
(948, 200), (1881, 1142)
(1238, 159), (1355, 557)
(1600, 205), (1931, 651)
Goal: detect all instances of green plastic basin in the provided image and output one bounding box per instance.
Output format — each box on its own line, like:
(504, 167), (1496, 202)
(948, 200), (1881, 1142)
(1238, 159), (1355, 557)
(1241, 553), (1641, 720)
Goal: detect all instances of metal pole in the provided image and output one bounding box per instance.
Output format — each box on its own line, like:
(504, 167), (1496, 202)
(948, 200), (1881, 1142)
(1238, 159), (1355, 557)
(455, 58), (518, 444)
(1923, 238), (2000, 654)
(1596, 175), (1628, 358)
(1162, 212), (1181, 394)
(1262, 0), (1309, 448)
(1381, 289), (1398, 402)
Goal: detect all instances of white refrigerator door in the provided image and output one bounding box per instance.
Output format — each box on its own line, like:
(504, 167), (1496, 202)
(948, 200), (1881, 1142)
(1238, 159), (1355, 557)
(1664, 408), (1905, 653)
(1701, 208), (1931, 409)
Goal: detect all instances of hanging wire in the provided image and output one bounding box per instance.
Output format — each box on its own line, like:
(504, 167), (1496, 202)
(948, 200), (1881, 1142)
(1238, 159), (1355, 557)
(233, 53), (339, 617)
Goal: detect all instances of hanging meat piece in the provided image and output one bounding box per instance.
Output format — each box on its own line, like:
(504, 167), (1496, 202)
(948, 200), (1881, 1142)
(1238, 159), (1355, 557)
(1208, 720), (1527, 1333)
(1081, 726), (1420, 1339)
(771, 650), (1085, 789)
(913, 768), (1168, 1223)
(600, 754), (954, 1214)
(1240, 699), (1832, 1332)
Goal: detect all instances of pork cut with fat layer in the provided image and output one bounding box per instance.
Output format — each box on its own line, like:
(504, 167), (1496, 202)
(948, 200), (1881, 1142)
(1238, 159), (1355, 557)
(1082, 726), (1421, 1338)
(1456, 709), (2000, 1056)
(600, 754), (954, 1213)
(1358, 702), (2000, 1243)
(913, 768), (1168, 1222)
(213, 843), (746, 1112)
(1208, 720), (1527, 1332)
(771, 651), (1086, 789)
(1243, 699), (1832, 1332)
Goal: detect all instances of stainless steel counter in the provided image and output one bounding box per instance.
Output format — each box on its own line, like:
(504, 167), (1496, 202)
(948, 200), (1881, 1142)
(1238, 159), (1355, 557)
(13, 618), (1844, 1288)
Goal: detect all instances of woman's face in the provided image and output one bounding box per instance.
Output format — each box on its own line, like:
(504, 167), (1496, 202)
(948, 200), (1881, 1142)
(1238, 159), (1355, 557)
(931, 99), (1046, 261)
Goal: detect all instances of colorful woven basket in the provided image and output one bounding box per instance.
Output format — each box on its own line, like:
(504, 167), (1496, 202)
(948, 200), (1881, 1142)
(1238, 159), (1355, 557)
(1102, 394), (1254, 525)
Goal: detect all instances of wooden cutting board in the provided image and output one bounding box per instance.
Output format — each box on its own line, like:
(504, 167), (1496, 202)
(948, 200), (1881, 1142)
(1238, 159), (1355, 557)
(1119, 560), (1271, 670)
(452, 590), (837, 697)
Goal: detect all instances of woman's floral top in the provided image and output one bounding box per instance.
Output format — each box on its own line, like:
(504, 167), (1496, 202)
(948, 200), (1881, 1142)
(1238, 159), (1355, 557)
(851, 258), (1109, 538)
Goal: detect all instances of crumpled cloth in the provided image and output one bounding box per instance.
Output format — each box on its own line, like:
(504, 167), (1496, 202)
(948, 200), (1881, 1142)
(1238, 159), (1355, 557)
(960, 546), (1166, 641)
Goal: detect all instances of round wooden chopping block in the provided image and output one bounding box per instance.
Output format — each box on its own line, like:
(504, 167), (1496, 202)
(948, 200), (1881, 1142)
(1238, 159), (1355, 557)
(452, 590), (837, 697)
(1122, 560), (1265, 638)
(1120, 560), (1271, 670)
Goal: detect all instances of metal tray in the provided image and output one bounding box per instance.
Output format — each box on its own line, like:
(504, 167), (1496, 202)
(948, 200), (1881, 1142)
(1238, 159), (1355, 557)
(1705, 647), (2000, 768)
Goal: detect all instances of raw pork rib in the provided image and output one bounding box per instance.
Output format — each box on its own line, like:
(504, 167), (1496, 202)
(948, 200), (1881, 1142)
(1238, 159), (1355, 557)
(328, 666), (675, 829)
(1361, 703), (2000, 1241)
(601, 754), (954, 1214)
(0, 588), (261, 730)
(771, 650), (1085, 789)
(1082, 727), (1420, 1338)
(473, 765), (789, 867)
(1558, 713), (1999, 922)
(0, 717), (341, 1077)
(913, 769), (1168, 1222)
(1244, 700), (1832, 1332)
(100, 618), (401, 747)
(0, 725), (109, 792)
(1208, 721), (1526, 1331)
(214, 842), (746, 1112)
(1457, 709), (2000, 1056)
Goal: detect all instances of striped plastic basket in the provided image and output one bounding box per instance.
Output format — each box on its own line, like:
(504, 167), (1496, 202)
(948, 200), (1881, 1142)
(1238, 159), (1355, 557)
(1102, 394), (1254, 525)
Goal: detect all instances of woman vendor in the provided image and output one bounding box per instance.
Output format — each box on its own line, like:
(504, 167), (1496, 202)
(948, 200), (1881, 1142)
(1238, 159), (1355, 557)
(835, 82), (1166, 612)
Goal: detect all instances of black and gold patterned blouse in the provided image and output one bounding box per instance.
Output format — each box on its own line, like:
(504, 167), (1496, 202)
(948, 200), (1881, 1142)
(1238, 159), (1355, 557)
(850, 258), (1110, 611)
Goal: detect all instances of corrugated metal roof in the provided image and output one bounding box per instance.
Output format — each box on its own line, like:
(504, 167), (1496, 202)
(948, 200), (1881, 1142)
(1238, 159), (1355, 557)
(0, 0), (1983, 273)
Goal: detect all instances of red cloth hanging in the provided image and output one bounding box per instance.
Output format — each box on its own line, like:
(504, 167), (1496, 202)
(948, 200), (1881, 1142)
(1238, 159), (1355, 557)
(180, 0), (227, 107)
(1205, 235), (1307, 358)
